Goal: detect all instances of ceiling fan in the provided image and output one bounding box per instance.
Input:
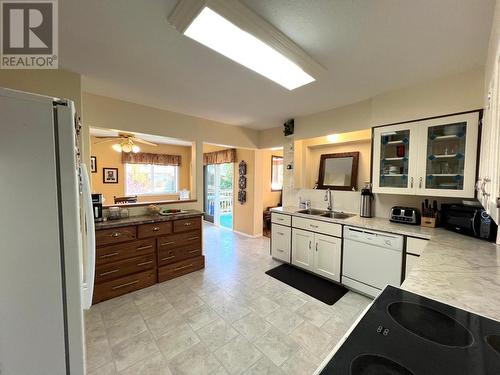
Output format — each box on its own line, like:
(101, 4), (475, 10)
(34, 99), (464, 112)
(94, 133), (157, 153)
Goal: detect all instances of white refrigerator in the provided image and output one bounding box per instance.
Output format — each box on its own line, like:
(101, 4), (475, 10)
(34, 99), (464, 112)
(0, 88), (96, 375)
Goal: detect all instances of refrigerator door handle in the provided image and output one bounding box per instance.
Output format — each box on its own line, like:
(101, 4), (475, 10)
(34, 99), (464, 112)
(80, 164), (96, 310)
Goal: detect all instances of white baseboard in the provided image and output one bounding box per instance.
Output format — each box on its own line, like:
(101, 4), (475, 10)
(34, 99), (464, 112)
(233, 230), (263, 238)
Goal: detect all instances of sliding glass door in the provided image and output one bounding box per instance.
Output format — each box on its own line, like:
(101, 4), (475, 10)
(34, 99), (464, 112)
(204, 163), (233, 229)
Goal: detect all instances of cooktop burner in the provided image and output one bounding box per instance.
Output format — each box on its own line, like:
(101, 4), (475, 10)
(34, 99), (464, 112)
(388, 301), (474, 348)
(319, 286), (500, 374)
(350, 354), (415, 375)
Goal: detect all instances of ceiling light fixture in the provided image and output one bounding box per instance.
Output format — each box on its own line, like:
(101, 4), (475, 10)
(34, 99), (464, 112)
(168, 0), (325, 90)
(327, 134), (339, 143)
(111, 139), (141, 153)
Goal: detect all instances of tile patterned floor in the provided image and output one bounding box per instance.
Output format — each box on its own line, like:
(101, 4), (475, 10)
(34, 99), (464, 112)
(85, 223), (372, 375)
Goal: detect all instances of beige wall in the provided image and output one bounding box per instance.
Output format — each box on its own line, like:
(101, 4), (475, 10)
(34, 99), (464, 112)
(259, 68), (484, 148)
(261, 149), (283, 210)
(232, 148), (259, 236)
(83, 93), (261, 213)
(304, 140), (371, 190)
(90, 136), (192, 205)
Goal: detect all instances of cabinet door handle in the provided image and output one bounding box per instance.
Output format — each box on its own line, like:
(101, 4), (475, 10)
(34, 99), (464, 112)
(277, 232), (284, 235)
(100, 252), (119, 258)
(187, 236), (199, 241)
(410, 177), (414, 188)
(137, 245), (153, 251)
(137, 261), (153, 266)
(482, 177), (491, 197)
(161, 241), (175, 246)
(161, 256), (175, 261)
(419, 177), (423, 189)
(310, 224), (319, 229)
(277, 248), (284, 253)
(188, 249), (199, 254)
(309, 241), (312, 250)
(152, 226), (160, 231)
(99, 269), (119, 276)
(184, 222), (192, 226)
(111, 232), (121, 238)
(175, 264), (193, 271)
(112, 280), (139, 290)
(315, 242), (318, 251)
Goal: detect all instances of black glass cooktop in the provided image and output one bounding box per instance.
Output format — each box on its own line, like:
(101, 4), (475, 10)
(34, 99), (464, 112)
(319, 286), (500, 375)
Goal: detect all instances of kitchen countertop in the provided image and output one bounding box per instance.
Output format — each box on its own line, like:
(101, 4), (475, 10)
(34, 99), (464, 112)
(272, 206), (500, 321)
(95, 210), (203, 230)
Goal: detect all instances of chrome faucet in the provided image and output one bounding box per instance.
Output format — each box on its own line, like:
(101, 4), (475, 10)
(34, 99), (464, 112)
(324, 188), (333, 211)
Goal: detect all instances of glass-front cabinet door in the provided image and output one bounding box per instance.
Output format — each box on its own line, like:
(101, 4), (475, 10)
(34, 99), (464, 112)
(417, 112), (479, 198)
(372, 123), (419, 195)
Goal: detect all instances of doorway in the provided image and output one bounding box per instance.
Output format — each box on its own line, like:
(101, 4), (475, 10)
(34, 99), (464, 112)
(204, 163), (233, 229)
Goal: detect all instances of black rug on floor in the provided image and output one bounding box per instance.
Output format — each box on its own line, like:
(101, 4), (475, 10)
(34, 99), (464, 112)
(265, 264), (348, 305)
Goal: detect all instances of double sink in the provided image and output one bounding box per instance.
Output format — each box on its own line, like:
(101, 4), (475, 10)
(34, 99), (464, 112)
(297, 208), (356, 220)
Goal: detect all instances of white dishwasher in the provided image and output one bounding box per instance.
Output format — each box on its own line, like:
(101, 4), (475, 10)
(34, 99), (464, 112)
(342, 226), (403, 297)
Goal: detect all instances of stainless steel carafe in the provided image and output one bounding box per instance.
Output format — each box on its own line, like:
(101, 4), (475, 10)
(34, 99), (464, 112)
(360, 184), (374, 218)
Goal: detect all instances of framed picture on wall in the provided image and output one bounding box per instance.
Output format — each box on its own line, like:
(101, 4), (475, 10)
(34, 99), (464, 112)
(90, 156), (97, 173)
(103, 168), (118, 183)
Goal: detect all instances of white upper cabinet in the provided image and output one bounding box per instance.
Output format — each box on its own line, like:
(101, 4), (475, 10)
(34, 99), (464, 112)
(478, 55), (500, 224)
(373, 112), (479, 198)
(416, 113), (478, 198)
(373, 123), (420, 195)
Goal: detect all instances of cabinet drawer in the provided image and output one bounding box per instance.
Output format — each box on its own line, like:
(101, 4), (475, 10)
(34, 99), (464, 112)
(406, 237), (428, 256)
(271, 212), (291, 226)
(292, 217), (342, 237)
(96, 238), (155, 265)
(173, 217), (201, 233)
(96, 226), (137, 246)
(158, 232), (202, 266)
(158, 255), (205, 283)
(271, 224), (291, 263)
(138, 221), (172, 238)
(158, 231), (202, 250)
(95, 253), (156, 283)
(92, 269), (157, 304)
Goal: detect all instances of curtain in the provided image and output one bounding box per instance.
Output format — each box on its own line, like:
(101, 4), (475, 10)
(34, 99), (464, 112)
(203, 149), (236, 165)
(122, 152), (181, 166)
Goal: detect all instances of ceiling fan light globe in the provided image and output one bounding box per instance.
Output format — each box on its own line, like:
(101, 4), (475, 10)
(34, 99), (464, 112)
(132, 145), (141, 153)
(122, 144), (132, 153)
(112, 143), (122, 152)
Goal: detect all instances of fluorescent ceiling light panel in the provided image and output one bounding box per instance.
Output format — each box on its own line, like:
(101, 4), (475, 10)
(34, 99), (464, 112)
(184, 7), (315, 90)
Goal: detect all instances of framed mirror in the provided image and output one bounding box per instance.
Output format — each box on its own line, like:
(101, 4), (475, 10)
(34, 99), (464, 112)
(317, 152), (359, 190)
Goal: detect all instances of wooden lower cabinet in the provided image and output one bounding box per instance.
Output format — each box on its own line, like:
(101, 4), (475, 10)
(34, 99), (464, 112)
(93, 270), (157, 303)
(158, 255), (205, 282)
(93, 216), (203, 304)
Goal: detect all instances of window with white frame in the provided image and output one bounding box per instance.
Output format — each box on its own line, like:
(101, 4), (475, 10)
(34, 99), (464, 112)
(125, 164), (178, 195)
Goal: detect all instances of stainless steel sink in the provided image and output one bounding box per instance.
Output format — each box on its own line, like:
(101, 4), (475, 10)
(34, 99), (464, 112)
(320, 211), (356, 219)
(296, 208), (327, 215)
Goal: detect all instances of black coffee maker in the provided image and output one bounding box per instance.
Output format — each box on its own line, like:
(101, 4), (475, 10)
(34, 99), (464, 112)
(92, 194), (103, 222)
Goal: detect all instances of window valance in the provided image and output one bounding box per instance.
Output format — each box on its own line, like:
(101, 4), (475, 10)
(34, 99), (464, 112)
(122, 152), (181, 166)
(203, 148), (236, 165)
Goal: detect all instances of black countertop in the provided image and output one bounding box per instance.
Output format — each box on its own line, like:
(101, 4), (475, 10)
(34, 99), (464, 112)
(95, 210), (203, 230)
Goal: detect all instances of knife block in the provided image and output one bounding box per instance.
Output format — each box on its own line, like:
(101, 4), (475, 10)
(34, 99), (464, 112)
(421, 216), (437, 228)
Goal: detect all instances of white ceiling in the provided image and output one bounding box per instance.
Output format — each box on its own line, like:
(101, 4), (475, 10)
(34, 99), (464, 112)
(60, 0), (495, 129)
(90, 127), (193, 147)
